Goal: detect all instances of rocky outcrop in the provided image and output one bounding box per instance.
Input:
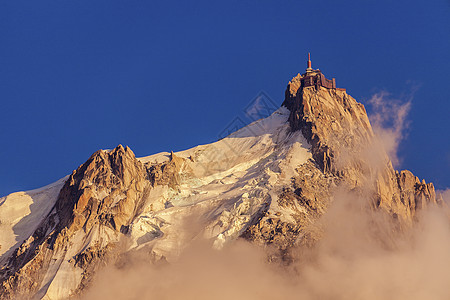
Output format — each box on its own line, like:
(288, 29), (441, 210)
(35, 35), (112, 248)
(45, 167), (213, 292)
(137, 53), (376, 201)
(283, 82), (373, 177)
(57, 144), (150, 233)
(242, 160), (334, 261)
(146, 151), (191, 189)
(0, 145), (152, 299)
(282, 80), (437, 221)
(0, 144), (200, 299)
(394, 169), (437, 211)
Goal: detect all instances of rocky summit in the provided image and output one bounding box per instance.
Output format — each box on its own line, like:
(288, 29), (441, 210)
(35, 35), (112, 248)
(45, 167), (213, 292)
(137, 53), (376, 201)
(0, 63), (440, 299)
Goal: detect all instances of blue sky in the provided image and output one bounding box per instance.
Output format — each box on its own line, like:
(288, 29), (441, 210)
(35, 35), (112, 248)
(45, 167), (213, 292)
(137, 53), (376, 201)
(0, 0), (449, 196)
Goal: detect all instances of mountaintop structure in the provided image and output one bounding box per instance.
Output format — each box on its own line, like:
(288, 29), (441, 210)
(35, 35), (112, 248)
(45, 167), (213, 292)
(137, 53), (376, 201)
(294, 53), (345, 91)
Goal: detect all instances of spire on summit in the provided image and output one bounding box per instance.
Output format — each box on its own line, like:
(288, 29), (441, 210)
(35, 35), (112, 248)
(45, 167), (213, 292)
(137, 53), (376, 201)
(307, 53), (312, 71)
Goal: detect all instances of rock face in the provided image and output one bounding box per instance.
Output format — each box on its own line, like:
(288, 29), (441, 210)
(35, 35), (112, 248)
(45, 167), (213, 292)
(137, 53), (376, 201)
(0, 74), (439, 299)
(282, 82), (437, 219)
(0, 146), (151, 299)
(57, 145), (149, 233)
(242, 160), (333, 261)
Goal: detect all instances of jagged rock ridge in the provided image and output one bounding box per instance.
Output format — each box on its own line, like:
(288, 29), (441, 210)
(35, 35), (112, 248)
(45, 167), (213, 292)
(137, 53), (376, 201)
(282, 80), (438, 218)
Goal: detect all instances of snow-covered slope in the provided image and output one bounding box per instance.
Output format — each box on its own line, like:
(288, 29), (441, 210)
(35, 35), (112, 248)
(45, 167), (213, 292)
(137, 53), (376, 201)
(0, 177), (67, 261)
(132, 107), (311, 256)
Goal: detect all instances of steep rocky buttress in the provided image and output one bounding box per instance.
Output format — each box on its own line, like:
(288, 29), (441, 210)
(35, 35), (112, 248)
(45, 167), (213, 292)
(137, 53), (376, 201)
(283, 82), (438, 218)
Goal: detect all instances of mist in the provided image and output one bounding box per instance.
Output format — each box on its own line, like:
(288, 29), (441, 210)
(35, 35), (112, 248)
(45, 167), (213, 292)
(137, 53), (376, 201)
(366, 91), (411, 168)
(81, 202), (450, 300)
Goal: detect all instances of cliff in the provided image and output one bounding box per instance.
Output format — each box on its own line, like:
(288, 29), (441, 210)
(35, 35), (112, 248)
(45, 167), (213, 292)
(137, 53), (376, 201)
(283, 82), (437, 220)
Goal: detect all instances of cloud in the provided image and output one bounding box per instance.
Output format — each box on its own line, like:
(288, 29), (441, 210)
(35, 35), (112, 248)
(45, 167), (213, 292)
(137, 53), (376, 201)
(438, 189), (450, 205)
(292, 190), (450, 300)
(81, 240), (299, 300)
(366, 91), (411, 167)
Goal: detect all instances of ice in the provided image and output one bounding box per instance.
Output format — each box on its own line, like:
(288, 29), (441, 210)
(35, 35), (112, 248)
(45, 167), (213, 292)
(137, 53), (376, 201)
(131, 107), (312, 255)
(0, 176), (67, 261)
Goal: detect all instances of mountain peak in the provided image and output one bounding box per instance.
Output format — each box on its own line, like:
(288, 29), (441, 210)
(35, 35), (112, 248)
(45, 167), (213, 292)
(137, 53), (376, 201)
(0, 68), (440, 299)
(279, 66), (437, 219)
